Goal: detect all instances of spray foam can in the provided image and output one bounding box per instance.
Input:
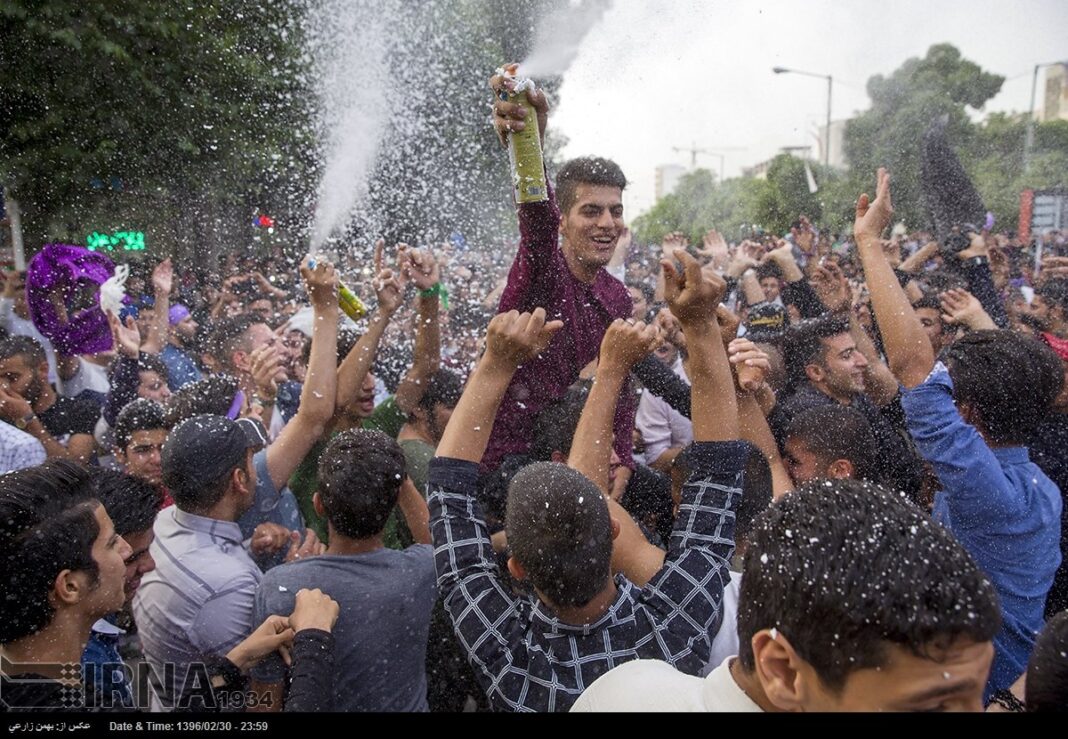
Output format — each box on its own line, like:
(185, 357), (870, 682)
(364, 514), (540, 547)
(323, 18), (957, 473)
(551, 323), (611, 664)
(499, 66), (547, 204)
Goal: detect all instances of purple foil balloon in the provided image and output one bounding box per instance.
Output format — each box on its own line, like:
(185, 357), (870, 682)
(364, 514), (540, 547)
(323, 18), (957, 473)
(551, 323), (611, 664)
(26, 244), (115, 355)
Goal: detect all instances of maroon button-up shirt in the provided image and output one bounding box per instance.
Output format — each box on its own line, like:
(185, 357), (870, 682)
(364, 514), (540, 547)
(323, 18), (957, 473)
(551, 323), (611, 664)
(481, 182), (636, 472)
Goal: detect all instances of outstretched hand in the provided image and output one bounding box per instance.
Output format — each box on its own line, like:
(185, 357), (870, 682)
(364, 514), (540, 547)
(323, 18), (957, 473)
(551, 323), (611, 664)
(854, 167), (893, 244)
(484, 307), (564, 369)
(599, 319), (660, 375)
(662, 248), (725, 327)
(489, 64), (549, 146)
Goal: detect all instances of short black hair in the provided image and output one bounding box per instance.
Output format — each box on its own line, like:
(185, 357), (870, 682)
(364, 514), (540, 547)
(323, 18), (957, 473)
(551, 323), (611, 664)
(317, 429), (406, 539)
(416, 369), (463, 414)
(92, 468), (161, 537)
(0, 461), (101, 643)
(737, 479), (1001, 691)
(165, 374), (240, 427)
(556, 157), (627, 215)
(207, 314), (262, 370)
(785, 405), (880, 484)
(531, 386), (589, 462)
(0, 334), (46, 366)
(943, 330), (1064, 445)
(1036, 278), (1068, 313)
(505, 462), (612, 608)
(1026, 610), (1068, 712)
(114, 398), (168, 451)
(137, 353), (170, 384)
(781, 314), (851, 390)
(911, 294), (943, 314)
(756, 262), (782, 282)
(626, 281), (655, 307)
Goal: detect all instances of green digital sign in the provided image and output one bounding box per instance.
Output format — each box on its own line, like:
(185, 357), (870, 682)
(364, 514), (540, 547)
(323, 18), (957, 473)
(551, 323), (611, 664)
(86, 231), (146, 252)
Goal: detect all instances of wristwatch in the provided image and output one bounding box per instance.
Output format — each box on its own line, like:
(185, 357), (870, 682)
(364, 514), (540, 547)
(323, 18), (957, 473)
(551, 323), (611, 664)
(15, 411), (36, 430)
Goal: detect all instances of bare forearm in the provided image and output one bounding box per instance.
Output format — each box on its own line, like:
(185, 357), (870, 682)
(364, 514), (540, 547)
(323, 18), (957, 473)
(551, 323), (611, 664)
(857, 237), (934, 388)
(395, 297), (440, 414)
(568, 367), (626, 494)
(300, 306), (339, 422)
(436, 358), (513, 463)
(396, 480), (431, 545)
(738, 394), (792, 498)
(683, 322), (738, 440)
(848, 312), (898, 407)
(740, 271), (765, 305)
(336, 310), (390, 411)
(140, 289), (169, 355)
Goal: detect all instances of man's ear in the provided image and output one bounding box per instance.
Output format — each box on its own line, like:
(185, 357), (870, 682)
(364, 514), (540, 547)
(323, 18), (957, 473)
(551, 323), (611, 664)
(804, 362), (824, 384)
(113, 447), (127, 463)
(51, 568), (87, 608)
(609, 516), (621, 542)
(550, 450), (567, 464)
(827, 459), (855, 480)
(312, 491), (325, 517)
(750, 629), (809, 712)
(507, 556), (527, 582)
(37, 361), (50, 384)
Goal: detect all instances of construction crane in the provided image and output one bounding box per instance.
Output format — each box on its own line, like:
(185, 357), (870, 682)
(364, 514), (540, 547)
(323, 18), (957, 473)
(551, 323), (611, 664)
(671, 142), (747, 182)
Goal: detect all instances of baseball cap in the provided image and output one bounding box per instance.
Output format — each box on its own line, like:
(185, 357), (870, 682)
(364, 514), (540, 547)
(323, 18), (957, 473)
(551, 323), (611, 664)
(162, 414), (268, 498)
(745, 302), (787, 343)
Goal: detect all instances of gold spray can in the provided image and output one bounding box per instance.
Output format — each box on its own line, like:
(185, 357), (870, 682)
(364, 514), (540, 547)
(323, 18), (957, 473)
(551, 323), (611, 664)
(499, 68), (547, 204)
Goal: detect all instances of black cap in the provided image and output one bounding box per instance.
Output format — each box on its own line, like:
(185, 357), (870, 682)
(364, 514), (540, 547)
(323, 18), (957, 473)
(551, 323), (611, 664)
(745, 302), (787, 343)
(162, 414), (268, 497)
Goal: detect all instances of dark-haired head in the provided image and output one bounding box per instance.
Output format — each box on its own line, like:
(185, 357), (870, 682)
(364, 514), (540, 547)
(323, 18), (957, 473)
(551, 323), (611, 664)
(0, 461), (103, 643)
(505, 462), (613, 608)
(943, 330), (1064, 445)
(316, 429), (406, 540)
(784, 405), (880, 485)
(556, 157), (627, 216)
(1026, 610), (1068, 712)
(411, 369), (463, 445)
(165, 374), (240, 427)
(781, 314), (863, 400)
(737, 478), (1000, 709)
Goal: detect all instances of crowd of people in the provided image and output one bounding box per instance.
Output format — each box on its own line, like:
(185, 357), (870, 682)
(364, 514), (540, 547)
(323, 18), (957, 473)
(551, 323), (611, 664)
(1, 72), (1067, 714)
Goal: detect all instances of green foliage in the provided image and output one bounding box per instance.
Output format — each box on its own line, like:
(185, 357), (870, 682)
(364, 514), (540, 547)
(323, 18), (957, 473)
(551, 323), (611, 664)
(0, 0), (315, 257)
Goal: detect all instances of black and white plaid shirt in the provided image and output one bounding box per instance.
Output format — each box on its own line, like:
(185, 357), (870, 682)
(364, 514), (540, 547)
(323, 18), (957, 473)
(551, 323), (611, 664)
(428, 440), (750, 712)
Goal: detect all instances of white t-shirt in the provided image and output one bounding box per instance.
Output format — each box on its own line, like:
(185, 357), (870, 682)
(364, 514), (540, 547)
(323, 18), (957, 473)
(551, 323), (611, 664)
(703, 571), (741, 675)
(570, 657), (762, 712)
(635, 356), (693, 465)
(62, 356), (111, 398)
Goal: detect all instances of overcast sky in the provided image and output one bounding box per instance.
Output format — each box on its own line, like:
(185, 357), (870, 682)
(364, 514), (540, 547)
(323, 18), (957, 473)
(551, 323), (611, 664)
(550, 0), (1068, 217)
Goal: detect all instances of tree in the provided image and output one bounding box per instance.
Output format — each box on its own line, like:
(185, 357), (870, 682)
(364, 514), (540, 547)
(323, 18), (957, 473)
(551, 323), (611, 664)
(843, 44), (1004, 230)
(0, 1), (316, 260)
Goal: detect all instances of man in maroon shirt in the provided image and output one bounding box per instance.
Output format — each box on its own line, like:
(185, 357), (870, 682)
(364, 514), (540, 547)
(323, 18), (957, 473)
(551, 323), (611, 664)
(485, 72), (636, 515)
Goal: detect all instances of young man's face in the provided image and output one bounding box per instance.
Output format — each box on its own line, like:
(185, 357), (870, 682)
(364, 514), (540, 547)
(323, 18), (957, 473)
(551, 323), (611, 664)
(118, 429), (168, 485)
(760, 277), (781, 303)
(84, 505), (133, 619)
(628, 286), (648, 321)
(559, 184), (624, 274)
(811, 334), (868, 399)
(801, 638), (993, 712)
(121, 528), (156, 603)
(783, 437), (829, 485)
(174, 315), (199, 344)
(0, 354), (45, 403)
(915, 307), (947, 354)
(238, 323), (288, 383)
(137, 370), (171, 404)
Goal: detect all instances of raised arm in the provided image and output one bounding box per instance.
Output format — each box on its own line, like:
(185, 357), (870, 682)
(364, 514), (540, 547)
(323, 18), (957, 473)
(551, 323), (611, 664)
(489, 70), (561, 312)
(335, 242), (402, 413)
(569, 319), (659, 493)
(394, 247), (442, 414)
(662, 249), (737, 441)
(437, 308), (563, 463)
(140, 259), (172, 355)
(266, 259), (339, 489)
(854, 169), (935, 389)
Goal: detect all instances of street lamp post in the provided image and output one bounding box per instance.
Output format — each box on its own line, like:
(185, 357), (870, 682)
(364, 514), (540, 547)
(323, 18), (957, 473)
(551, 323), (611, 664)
(1025, 61), (1067, 173)
(773, 66), (833, 169)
